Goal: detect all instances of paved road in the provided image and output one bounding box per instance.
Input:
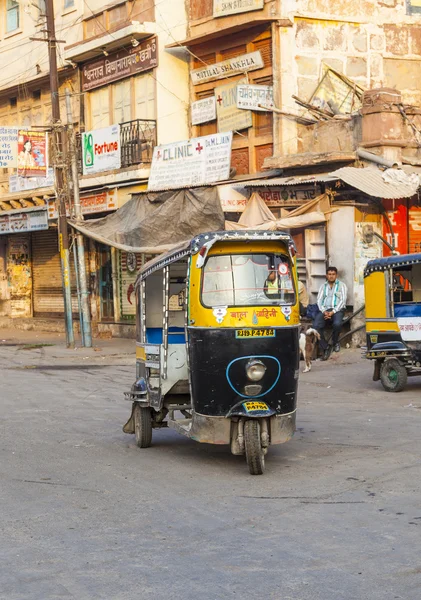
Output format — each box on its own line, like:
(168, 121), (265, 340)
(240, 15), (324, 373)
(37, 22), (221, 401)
(1, 334), (421, 600)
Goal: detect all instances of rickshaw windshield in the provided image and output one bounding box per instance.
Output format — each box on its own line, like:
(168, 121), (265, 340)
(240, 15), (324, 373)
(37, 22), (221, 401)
(201, 253), (296, 307)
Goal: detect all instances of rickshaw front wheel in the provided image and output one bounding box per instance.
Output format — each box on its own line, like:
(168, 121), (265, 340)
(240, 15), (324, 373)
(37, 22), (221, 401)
(244, 420), (265, 475)
(380, 358), (408, 393)
(134, 404), (152, 448)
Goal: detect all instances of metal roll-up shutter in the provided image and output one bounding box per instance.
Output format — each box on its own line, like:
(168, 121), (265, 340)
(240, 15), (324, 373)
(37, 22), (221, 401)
(32, 230), (64, 316)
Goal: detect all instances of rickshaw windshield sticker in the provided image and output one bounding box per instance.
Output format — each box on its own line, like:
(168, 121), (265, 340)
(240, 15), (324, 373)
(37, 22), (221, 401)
(213, 306), (227, 323)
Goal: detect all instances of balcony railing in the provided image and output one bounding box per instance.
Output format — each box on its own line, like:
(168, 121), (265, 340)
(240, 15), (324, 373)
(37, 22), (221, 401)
(77, 119), (157, 174)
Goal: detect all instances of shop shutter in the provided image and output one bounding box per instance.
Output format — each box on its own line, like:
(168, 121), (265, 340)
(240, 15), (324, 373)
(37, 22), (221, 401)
(32, 230), (88, 317)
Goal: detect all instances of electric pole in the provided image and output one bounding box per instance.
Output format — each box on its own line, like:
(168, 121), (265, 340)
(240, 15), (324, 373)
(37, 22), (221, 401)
(45, 0), (74, 348)
(65, 90), (92, 348)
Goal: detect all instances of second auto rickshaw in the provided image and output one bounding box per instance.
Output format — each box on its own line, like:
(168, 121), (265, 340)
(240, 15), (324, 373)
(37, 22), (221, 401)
(364, 252), (421, 392)
(123, 230), (300, 474)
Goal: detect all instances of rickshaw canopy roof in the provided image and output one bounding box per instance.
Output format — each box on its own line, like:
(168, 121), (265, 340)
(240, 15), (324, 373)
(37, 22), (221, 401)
(364, 253), (421, 277)
(138, 230), (294, 282)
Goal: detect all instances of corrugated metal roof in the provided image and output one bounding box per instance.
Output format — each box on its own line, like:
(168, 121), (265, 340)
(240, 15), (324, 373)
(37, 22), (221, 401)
(331, 166), (419, 199)
(233, 174), (337, 188)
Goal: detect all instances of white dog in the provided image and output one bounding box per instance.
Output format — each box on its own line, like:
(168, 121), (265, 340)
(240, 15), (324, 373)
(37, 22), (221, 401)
(299, 327), (321, 373)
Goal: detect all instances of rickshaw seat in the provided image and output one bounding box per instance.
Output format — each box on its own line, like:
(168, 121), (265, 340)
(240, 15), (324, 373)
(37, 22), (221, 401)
(394, 303), (421, 317)
(146, 327), (186, 344)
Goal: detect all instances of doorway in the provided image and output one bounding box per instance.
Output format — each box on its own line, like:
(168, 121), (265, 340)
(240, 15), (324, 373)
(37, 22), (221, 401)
(99, 244), (114, 321)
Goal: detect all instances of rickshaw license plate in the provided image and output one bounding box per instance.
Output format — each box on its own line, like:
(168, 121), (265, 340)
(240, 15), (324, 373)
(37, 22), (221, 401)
(243, 401), (269, 412)
(236, 329), (275, 338)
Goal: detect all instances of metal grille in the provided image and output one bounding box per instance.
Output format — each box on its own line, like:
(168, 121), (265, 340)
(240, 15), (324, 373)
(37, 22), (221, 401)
(120, 119), (157, 167)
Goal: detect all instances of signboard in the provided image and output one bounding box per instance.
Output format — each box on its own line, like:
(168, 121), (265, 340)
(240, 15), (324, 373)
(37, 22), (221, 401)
(17, 130), (48, 177)
(0, 126), (18, 168)
(191, 97), (216, 125)
(9, 167), (54, 193)
(0, 209), (48, 235)
(47, 189), (117, 219)
(237, 84), (274, 112)
(255, 186), (321, 207)
(82, 125), (121, 175)
(397, 317), (421, 341)
(81, 37), (158, 92)
(213, 0), (264, 17)
(191, 51), (263, 85)
(148, 132), (233, 192)
(119, 251), (142, 320)
(215, 78), (252, 133)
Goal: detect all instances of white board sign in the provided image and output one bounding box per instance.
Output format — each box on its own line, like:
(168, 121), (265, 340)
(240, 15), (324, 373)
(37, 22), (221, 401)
(215, 78), (252, 133)
(9, 168), (55, 193)
(192, 97), (217, 125)
(0, 126), (18, 168)
(191, 51), (264, 85)
(82, 124), (121, 175)
(397, 317), (421, 341)
(213, 0), (264, 17)
(148, 132), (233, 192)
(237, 84), (275, 111)
(0, 209), (49, 235)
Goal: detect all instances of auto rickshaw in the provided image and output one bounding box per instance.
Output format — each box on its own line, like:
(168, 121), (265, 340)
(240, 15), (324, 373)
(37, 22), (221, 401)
(123, 230), (300, 474)
(364, 253), (421, 392)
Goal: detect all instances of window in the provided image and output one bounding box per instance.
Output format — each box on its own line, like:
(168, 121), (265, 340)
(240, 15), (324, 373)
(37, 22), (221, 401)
(90, 87), (110, 129)
(135, 74), (155, 120)
(9, 97), (17, 108)
(6, 0), (19, 32)
(113, 80), (132, 123)
(202, 254), (295, 307)
(32, 90), (41, 101)
(64, 0), (75, 9)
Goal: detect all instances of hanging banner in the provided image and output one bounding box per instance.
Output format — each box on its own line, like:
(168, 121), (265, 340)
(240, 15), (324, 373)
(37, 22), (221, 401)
(82, 124), (121, 175)
(9, 167), (55, 193)
(191, 97), (217, 126)
(148, 132), (233, 191)
(237, 84), (275, 111)
(81, 37), (158, 92)
(0, 210), (49, 235)
(0, 126), (18, 168)
(191, 51), (264, 85)
(215, 78), (252, 133)
(213, 0), (264, 17)
(17, 130), (48, 178)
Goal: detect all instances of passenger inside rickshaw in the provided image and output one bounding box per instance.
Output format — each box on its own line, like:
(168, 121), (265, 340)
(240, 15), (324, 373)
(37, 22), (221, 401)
(393, 263), (421, 317)
(144, 260), (187, 345)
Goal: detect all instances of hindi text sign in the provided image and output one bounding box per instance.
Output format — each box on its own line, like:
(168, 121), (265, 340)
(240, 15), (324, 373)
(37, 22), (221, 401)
(0, 127), (18, 168)
(215, 78), (252, 133)
(191, 97), (217, 125)
(237, 84), (274, 111)
(82, 125), (121, 175)
(191, 51), (263, 85)
(213, 0), (264, 17)
(0, 209), (48, 235)
(148, 132), (233, 191)
(81, 37), (158, 91)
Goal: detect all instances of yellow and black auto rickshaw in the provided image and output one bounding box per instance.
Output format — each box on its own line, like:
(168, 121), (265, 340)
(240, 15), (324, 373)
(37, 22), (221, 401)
(123, 231), (300, 474)
(364, 253), (421, 392)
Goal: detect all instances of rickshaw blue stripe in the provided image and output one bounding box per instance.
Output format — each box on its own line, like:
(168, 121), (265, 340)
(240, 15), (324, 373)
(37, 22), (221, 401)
(225, 355), (281, 399)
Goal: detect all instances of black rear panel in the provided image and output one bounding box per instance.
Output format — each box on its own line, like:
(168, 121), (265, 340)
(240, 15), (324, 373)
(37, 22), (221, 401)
(188, 327), (299, 417)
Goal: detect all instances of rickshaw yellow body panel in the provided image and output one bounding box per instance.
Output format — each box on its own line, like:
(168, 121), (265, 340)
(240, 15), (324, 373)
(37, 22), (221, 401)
(188, 240), (300, 328)
(364, 271), (388, 320)
(365, 321), (400, 333)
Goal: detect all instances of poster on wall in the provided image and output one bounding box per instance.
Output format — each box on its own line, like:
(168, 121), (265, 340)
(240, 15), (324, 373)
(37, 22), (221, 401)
(148, 131), (233, 191)
(354, 222), (382, 305)
(213, 0), (264, 18)
(82, 125), (121, 175)
(215, 78), (252, 133)
(0, 126), (18, 168)
(17, 130), (48, 177)
(237, 84), (275, 112)
(9, 167), (54, 193)
(191, 97), (216, 126)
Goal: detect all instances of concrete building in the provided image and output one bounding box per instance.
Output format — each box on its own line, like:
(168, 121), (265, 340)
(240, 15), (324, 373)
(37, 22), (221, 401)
(0, 0), (189, 335)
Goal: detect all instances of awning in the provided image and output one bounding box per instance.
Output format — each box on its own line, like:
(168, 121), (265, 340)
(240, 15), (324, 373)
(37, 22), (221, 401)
(330, 166), (420, 199)
(68, 187), (225, 253)
(232, 173), (337, 188)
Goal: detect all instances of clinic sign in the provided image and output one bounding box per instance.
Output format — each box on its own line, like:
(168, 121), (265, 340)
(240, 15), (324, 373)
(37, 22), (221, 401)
(82, 125), (121, 175)
(148, 132), (233, 191)
(191, 97), (217, 125)
(191, 51), (264, 85)
(213, 0), (264, 17)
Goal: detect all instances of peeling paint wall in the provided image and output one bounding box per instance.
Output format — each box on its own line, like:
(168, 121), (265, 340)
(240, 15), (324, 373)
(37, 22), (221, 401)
(278, 0), (421, 155)
(7, 235), (32, 318)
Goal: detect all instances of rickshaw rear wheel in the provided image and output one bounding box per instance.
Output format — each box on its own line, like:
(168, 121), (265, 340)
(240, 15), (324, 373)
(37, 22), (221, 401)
(134, 404), (152, 448)
(380, 358), (408, 393)
(244, 420), (265, 475)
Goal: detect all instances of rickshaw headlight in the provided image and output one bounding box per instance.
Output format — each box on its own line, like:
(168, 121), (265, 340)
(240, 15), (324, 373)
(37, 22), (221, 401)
(246, 360), (266, 382)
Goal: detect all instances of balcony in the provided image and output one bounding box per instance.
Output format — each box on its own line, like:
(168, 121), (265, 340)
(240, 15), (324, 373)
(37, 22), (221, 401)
(77, 119), (157, 175)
